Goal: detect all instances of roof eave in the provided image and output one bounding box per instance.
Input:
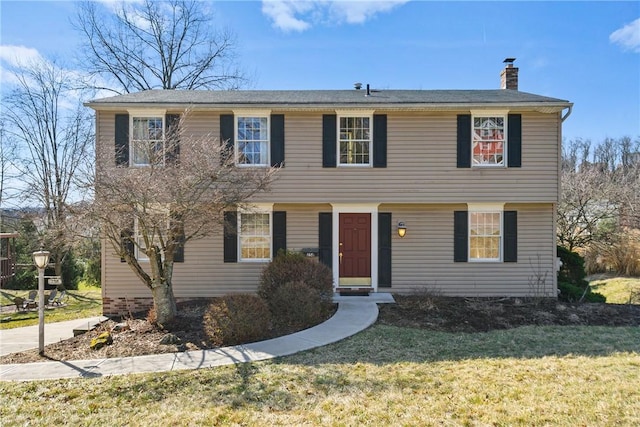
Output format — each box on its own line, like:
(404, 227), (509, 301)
(85, 101), (573, 113)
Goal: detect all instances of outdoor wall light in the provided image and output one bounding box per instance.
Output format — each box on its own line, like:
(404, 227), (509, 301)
(397, 222), (407, 238)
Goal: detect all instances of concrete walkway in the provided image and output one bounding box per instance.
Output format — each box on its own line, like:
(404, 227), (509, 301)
(0, 316), (109, 357)
(0, 294), (394, 381)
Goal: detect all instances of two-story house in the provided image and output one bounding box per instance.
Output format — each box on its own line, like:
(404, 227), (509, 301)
(87, 60), (572, 316)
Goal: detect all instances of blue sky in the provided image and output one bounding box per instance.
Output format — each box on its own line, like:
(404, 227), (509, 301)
(1, 0), (639, 142)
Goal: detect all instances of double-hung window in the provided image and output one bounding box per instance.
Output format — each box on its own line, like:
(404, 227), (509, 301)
(469, 205), (503, 261)
(134, 209), (168, 262)
(236, 115), (269, 166)
(338, 114), (372, 166)
(131, 116), (165, 166)
(239, 210), (271, 261)
(472, 114), (506, 167)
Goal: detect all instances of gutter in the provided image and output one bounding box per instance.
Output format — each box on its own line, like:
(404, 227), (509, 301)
(561, 105), (573, 122)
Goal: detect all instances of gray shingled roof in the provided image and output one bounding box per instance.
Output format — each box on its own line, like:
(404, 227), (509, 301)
(86, 89), (570, 108)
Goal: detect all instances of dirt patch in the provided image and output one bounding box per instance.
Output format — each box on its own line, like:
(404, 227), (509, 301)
(2, 296), (639, 364)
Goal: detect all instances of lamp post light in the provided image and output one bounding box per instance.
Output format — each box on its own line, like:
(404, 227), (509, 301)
(32, 250), (50, 355)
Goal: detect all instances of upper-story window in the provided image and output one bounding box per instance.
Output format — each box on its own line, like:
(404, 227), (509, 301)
(472, 115), (506, 167)
(131, 116), (164, 166)
(236, 115), (269, 166)
(339, 115), (372, 166)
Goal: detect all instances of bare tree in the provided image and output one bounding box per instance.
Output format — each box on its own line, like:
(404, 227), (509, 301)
(2, 59), (94, 276)
(557, 165), (619, 251)
(0, 120), (22, 229)
(74, 0), (246, 94)
(84, 113), (277, 324)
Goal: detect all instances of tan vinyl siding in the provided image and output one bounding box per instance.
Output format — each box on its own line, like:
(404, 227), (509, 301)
(96, 110), (560, 204)
(254, 111), (560, 204)
(103, 204), (331, 301)
(104, 203), (556, 301)
(385, 203), (556, 296)
(96, 107), (560, 305)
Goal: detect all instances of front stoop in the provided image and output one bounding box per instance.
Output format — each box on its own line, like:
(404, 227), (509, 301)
(335, 287), (373, 296)
(332, 292), (396, 304)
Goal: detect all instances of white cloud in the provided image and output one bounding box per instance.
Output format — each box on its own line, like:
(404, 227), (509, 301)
(329, 0), (408, 24)
(0, 45), (44, 68)
(609, 18), (640, 53)
(262, 1), (314, 32)
(262, 0), (409, 32)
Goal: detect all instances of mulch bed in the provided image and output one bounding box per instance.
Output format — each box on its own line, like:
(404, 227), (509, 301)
(1, 295), (639, 364)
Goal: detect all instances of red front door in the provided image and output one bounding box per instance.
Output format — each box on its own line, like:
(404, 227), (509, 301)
(339, 213), (371, 279)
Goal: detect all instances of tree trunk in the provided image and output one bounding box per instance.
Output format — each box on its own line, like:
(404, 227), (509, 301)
(152, 282), (177, 325)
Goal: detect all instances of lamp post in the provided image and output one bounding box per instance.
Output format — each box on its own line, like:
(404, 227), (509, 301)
(33, 250), (50, 355)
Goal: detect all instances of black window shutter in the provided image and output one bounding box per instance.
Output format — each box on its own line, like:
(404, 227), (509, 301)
(223, 211), (238, 263)
(120, 224), (134, 262)
(115, 114), (129, 167)
(318, 212), (333, 268)
(322, 114), (337, 168)
(503, 211), (518, 262)
(507, 114), (522, 168)
(378, 212), (392, 287)
(171, 213), (185, 263)
(457, 114), (471, 168)
(165, 114), (181, 165)
(454, 211), (468, 262)
(270, 114), (285, 167)
(272, 211), (287, 257)
(220, 114), (234, 165)
(373, 114), (387, 168)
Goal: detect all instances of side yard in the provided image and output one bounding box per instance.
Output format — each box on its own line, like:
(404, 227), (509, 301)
(0, 287), (102, 329)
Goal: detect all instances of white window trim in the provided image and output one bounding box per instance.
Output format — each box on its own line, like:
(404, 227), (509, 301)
(470, 110), (509, 169)
(336, 110), (375, 167)
(134, 217), (169, 262)
(128, 109), (167, 167)
(467, 202), (504, 262)
(238, 203), (274, 262)
(233, 110), (271, 168)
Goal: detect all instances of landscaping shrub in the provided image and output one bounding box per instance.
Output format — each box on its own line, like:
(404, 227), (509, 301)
(558, 281), (606, 303)
(557, 246), (587, 285)
(203, 294), (271, 347)
(557, 246), (606, 303)
(259, 251), (333, 300)
(268, 281), (332, 332)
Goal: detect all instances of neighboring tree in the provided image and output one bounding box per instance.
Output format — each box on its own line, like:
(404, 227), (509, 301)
(557, 163), (618, 251)
(0, 120), (21, 229)
(74, 0), (246, 94)
(84, 113), (277, 324)
(2, 59), (94, 278)
(558, 137), (640, 274)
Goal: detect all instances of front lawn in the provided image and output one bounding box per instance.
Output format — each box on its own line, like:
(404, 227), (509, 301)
(1, 324), (638, 426)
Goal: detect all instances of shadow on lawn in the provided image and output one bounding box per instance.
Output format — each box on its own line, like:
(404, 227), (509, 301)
(280, 324), (640, 366)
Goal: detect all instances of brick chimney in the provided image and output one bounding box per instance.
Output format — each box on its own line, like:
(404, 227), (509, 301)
(500, 58), (518, 90)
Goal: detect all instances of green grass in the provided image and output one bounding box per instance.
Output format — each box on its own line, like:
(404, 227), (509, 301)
(0, 288), (102, 329)
(591, 276), (640, 304)
(1, 324), (638, 426)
